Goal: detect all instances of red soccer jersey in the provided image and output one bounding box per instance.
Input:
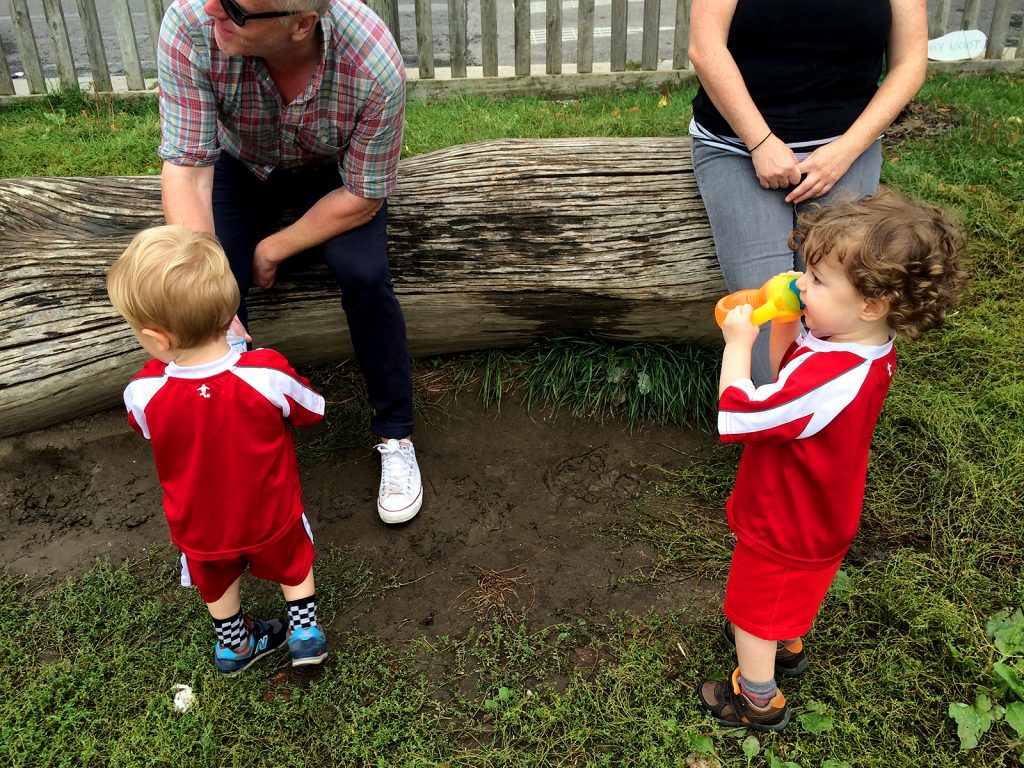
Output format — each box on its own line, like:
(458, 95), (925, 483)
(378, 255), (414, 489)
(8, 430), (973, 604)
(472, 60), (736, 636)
(718, 331), (896, 569)
(124, 348), (325, 560)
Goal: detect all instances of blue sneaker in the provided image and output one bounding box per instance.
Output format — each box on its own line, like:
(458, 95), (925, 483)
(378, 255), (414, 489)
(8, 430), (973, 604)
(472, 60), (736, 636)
(214, 615), (287, 677)
(288, 623), (328, 667)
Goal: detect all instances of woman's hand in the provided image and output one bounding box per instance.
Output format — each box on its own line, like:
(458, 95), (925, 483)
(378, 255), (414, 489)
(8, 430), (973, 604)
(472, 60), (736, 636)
(751, 134), (802, 191)
(785, 138), (859, 204)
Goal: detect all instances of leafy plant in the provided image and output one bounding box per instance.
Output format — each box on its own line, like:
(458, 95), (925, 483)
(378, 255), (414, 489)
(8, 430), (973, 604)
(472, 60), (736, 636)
(797, 699), (835, 734)
(949, 608), (1024, 751)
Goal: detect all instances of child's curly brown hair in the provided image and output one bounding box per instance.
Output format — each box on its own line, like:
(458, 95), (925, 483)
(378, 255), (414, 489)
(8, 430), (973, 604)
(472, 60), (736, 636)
(788, 189), (969, 339)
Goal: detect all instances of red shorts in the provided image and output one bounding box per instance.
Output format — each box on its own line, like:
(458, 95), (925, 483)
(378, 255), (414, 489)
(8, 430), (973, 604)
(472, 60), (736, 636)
(723, 540), (843, 641)
(183, 515), (315, 604)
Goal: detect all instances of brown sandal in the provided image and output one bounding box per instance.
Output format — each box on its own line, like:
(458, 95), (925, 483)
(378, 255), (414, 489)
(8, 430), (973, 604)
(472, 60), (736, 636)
(696, 667), (790, 732)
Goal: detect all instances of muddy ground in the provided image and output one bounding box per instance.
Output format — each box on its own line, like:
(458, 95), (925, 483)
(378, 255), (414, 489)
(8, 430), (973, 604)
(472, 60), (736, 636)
(0, 379), (721, 646)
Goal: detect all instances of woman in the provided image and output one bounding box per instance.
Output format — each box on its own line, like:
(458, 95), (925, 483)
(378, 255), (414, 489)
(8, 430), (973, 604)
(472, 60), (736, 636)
(688, 0), (927, 384)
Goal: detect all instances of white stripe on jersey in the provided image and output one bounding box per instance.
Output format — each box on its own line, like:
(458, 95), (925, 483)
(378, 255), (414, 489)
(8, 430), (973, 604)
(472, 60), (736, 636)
(123, 375), (170, 439)
(718, 352), (869, 440)
(230, 366), (325, 419)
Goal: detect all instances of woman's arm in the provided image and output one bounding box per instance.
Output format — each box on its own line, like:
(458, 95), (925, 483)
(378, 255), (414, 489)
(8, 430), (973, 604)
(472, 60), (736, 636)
(785, 0), (927, 203)
(688, 0), (801, 191)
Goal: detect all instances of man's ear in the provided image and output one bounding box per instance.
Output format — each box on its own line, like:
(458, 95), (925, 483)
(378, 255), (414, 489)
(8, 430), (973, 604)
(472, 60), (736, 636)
(139, 327), (175, 353)
(292, 11), (319, 39)
(861, 297), (890, 323)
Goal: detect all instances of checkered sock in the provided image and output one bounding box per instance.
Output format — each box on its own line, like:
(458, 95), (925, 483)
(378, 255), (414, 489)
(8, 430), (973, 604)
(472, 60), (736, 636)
(286, 594), (318, 632)
(212, 610), (249, 652)
(738, 674), (778, 708)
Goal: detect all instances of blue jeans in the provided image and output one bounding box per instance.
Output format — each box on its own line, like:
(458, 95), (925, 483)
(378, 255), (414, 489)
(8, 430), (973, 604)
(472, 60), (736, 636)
(692, 139), (882, 385)
(212, 153), (414, 438)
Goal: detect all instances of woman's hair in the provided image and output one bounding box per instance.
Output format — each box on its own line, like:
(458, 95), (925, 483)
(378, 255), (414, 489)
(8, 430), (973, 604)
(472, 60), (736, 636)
(788, 190), (969, 339)
(107, 225), (239, 348)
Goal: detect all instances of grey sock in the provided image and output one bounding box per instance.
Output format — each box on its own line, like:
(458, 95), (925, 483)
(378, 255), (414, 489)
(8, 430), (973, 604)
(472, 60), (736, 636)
(738, 674), (777, 707)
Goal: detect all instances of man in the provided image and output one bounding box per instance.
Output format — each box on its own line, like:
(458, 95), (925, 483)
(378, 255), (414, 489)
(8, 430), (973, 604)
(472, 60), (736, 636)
(157, 0), (422, 524)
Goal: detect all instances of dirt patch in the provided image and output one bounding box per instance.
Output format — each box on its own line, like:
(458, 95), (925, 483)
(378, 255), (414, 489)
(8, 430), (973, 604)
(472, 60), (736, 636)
(886, 100), (961, 147)
(0, 382), (721, 645)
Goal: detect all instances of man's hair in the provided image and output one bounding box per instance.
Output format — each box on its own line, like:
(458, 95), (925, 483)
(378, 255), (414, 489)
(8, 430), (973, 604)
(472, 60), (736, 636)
(107, 225), (239, 348)
(274, 0), (329, 17)
(788, 190), (969, 339)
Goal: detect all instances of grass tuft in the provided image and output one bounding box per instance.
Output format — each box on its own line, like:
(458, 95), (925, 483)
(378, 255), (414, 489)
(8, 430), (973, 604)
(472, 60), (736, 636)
(444, 336), (720, 430)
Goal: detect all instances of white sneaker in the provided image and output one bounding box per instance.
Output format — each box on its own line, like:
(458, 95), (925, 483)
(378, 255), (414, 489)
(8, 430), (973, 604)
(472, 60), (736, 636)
(374, 438), (423, 524)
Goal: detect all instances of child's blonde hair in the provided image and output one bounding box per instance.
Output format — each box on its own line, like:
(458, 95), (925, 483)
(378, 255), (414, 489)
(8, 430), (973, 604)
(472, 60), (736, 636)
(788, 190), (969, 339)
(107, 225), (239, 348)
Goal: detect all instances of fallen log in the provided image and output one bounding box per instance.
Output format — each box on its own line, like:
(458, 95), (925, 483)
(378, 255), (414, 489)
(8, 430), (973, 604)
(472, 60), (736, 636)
(0, 137), (721, 438)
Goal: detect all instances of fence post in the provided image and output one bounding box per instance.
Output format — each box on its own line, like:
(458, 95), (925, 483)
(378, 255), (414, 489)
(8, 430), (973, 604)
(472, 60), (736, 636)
(0, 43), (13, 96)
(448, 0), (467, 77)
(480, 0), (497, 76)
(546, 0), (562, 74)
(610, 0), (626, 71)
(641, 0), (659, 70)
(514, 0), (530, 76)
(9, 0), (47, 93)
(928, 0), (950, 39)
(414, 0), (434, 78)
(41, 0), (79, 89)
(672, 0), (688, 69)
(145, 0), (165, 63)
(77, 0), (113, 91)
(986, 0), (1012, 59)
(577, 0), (594, 74)
(961, 0), (981, 30)
(112, 0), (146, 90)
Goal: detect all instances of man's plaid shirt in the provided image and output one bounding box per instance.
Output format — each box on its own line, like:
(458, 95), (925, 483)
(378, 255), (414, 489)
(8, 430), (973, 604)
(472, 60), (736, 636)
(157, 0), (405, 199)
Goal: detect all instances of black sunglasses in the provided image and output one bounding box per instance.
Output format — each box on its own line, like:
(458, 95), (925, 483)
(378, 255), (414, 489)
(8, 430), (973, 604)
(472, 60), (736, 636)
(219, 0), (301, 27)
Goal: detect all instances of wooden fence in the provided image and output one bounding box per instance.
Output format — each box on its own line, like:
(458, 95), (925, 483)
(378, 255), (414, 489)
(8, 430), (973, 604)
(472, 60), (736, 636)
(1, 0), (1022, 99)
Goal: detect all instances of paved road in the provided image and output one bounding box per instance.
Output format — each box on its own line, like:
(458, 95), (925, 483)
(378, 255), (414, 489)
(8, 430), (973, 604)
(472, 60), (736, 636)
(0, 0), (1018, 82)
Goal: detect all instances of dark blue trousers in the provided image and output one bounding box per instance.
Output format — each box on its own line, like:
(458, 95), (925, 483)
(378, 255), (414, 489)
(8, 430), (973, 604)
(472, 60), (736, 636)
(212, 153), (414, 438)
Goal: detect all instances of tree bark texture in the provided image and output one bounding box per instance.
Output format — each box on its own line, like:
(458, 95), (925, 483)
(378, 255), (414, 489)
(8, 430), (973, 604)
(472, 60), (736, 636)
(0, 137), (721, 437)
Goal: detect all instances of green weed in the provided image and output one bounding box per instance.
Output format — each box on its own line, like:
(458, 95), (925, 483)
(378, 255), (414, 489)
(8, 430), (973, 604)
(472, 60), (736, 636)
(443, 336), (719, 430)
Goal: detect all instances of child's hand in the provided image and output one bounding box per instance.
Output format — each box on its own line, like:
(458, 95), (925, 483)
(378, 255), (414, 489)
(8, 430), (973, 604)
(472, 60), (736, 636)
(722, 304), (760, 347)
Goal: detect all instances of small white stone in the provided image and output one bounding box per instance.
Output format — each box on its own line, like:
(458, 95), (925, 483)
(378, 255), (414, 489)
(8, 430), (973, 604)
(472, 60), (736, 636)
(171, 683), (195, 712)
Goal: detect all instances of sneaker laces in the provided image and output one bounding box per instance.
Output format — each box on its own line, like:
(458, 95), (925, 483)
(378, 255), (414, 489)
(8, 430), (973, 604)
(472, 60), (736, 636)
(375, 439), (416, 497)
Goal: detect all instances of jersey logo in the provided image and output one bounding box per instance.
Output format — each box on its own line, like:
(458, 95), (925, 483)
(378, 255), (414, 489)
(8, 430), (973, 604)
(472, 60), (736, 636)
(887, 363), (893, 378)
(197, 384), (212, 399)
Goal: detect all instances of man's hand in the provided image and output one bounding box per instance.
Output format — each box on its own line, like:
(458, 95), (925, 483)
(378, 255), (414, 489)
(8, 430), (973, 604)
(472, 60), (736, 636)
(228, 315), (250, 342)
(252, 238), (286, 288)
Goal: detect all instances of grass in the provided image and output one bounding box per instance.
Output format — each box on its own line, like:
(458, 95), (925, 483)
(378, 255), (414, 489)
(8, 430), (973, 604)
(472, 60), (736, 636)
(2, 73), (1024, 766)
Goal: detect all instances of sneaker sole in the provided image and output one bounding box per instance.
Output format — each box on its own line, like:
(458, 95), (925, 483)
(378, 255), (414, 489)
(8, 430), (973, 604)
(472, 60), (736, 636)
(291, 651), (328, 667)
(217, 643), (287, 678)
(710, 709), (791, 733)
(378, 490), (422, 524)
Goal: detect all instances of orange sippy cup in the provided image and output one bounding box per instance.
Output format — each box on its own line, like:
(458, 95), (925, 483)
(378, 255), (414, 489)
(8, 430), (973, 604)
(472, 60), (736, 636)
(715, 273), (804, 328)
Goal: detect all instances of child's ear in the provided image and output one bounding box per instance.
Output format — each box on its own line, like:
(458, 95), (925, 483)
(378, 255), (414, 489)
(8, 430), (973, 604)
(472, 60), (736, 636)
(861, 298), (890, 323)
(139, 327), (174, 353)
